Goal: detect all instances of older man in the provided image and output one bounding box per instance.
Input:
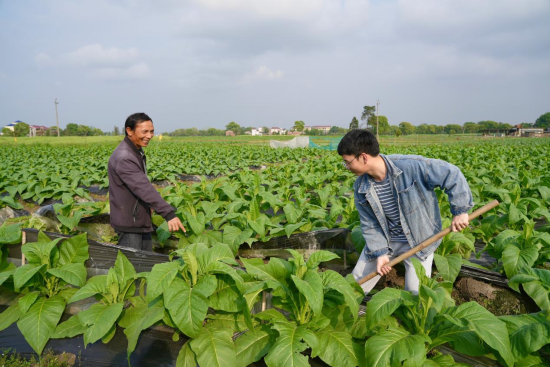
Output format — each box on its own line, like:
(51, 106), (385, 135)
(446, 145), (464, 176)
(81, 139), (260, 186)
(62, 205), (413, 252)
(108, 112), (185, 251)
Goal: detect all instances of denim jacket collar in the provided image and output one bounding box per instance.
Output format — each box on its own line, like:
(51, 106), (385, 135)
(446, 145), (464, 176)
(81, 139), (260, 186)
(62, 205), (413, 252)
(357, 154), (402, 194)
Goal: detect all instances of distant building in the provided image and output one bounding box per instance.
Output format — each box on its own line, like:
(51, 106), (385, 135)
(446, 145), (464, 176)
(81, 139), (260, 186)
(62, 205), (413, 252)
(226, 130), (235, 137)
(251, 128), (263, 136)
(29, 125), (49, 137)
(269, 127), (286, 135)
(507, 125), (545, 137)
(303, 125), (332, 134)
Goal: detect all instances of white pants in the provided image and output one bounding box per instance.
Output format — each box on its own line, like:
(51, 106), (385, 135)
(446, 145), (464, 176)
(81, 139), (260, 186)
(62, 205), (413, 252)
(352, 241), (434, 295)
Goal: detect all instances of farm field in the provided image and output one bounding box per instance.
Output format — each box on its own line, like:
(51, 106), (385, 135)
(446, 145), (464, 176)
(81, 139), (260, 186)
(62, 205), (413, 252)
(1, 136), (550, 366)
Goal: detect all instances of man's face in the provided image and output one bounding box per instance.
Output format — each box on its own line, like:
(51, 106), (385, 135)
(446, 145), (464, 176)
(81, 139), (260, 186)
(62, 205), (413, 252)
(341, 153), (364, 176)
(127, 120), (154, 149)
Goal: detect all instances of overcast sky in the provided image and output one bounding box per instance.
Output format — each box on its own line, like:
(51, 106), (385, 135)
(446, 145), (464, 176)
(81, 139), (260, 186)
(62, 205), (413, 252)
(1, 0), (549, 133)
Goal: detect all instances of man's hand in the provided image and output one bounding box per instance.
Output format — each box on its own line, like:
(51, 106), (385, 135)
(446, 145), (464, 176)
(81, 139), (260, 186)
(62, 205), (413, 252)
(167, 217), (186, 233)
(451, 213), (469, 232)
(376, 255), (392, 276)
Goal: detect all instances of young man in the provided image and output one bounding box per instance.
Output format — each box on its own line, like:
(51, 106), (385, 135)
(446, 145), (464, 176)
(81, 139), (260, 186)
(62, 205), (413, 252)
(337, 129), (473, 294)
(108, 112), (186, 251)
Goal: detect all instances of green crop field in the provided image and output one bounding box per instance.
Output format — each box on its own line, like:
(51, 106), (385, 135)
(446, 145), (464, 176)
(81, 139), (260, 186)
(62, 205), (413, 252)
(1, 136), (550, 366)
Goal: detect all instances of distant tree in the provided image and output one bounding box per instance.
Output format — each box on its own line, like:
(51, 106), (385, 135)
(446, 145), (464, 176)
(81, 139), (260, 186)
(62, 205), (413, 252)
(14, 122), (30, 137)
(498, 122), (512, 130)
(77, 125), (91, 136)
(521, 122), (534, 128)
(445, 124), (462, 134)
(293, 120), (305, 132)
(1, 127), (13, 136)
(262, 127), (269, 134)
(395, 129), (402, 137)
(225, 121), (241, 134)
(349, 117), (359, 130)
(64, 123), (79, 136)
(206, 128), (224, 136)
(399, 122), (416, 135)
(361, 106), (376, 129)
(329, 126), (346, 135)
(416, 124), (431, 134)
(434, 125), (445, 134)
(477, 120), (499, 130)
(462, 122), (479, 134)
(371, 115), (390, 135)
(91, 127), (104, 136)
(534, 112), (550, 129)
(114, 126), (120, 136)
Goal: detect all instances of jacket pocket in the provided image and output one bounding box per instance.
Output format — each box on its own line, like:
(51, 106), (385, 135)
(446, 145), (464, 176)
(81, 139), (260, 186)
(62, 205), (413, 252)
(397, 181), (426, 215)
(132, 199), (140, 223)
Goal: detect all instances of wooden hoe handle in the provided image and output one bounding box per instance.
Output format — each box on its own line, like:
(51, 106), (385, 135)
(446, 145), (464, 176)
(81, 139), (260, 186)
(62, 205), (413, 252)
(357, 199), (500, 285)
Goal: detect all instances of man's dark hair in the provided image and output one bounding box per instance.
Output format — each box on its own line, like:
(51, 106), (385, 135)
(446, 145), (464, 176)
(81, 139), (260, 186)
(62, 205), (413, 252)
(125, 113), (153, 135)
(337, 129), (380, 157)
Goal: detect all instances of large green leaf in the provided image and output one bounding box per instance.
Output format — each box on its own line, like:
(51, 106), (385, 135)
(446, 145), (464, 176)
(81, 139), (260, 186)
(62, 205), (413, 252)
(57, 233), (89, 265)
(121, 300), (165, 358)
(433, 253), (462, 283)
(13, 264), (46, 290)
(313, 328), (358, 367)
(208, 274), (241, 312)
(522, 281), (550, 311)
(21, 238), (62, 266)
(292, 270), (323, 316)
(500, 312), (550, 361)
(176, 340), (197, 367)
(502, 244), (539, 279)
(47, 263), (87, 287)
(0, 223), (22, 244)
(235, 325), (274, 367)
(433, 302), (514, 367)
(186, 212), (205, 236)
(264, 321), (318, 367)
(164, 277), (209, 337)
(78, 302), (124, 347)
(18, 291), (40, 314)
(68, 275), (107, 303)
(189, 326), (236, 367)
(365, 326), (429, 367)
(365, 288), (407, 330)
(321, 270), (360, 321)
(52, 315), (87, 338)
(199, 243), (238, 270)
(222, 226), (254, 251)
(306, 251), (340, 270)
(114, 250), (136, 285)
(146, 261), (180, 302)
(17, 295), (65, 354)
(240, 257), (290, 288)
(0, 302), (22, 332)
(0, 265), (15, 286)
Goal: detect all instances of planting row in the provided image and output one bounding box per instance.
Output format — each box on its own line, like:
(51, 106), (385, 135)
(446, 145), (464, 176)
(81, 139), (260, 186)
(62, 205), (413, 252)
(1, 227), (549, 366)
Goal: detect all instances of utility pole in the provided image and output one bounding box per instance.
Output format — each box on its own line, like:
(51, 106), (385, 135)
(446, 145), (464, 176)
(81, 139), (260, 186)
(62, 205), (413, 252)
(376, 99), (380, 140)
(54, 98), (60, 137)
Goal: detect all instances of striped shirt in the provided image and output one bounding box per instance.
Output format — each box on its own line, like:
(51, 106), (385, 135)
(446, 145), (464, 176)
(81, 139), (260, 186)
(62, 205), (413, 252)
(373, 175), (408, 243)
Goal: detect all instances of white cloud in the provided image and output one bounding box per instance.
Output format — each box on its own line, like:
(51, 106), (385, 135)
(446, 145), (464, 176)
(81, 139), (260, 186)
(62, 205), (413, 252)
(95, 62), (151, 80)
(35, 53), (52, 67)
(61, 44), (139, 67)
(243, 66), (283, 82)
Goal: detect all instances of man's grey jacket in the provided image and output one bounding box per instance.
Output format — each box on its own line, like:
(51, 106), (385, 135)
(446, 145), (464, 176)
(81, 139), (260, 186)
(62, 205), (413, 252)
(354, 154), (474, 261)
(108, 136), (176, 233)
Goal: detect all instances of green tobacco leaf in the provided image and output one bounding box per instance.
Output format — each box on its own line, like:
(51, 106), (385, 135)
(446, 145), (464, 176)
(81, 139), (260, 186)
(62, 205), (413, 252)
(189, 326), (236, 367)
(58, 233), (89, 265)
(52, 315), (87, 339)
(313, 329), (358, 367)
(186, 212), (205, 236)
(0, 266), (15, 286)
(208, 275), (241, 312)
(14, 264), (46, 290)
(199, 243), (238, 270)
(114, 250), (136, 285)
(321, 272), (360, 320)
(69, 275), (107, 303)
(365, 326), (429, 367)
(434, 253), (462, 283)
(0, 223), (22, 244)
(292, 270), (323, 316)
(156, 221), (171, 244)
(47, 263), (87, 287)
(306, 251), (340, 270)
(122, 300), (165, 358)
(240, 257), (290, 288)
(222, 226), (254, 251)
(522, 281), (550, 311)
(164, 277), (209, 337)
(365, 288), (408, 330)
(17, 296), (65, 355)
(18, 291), (40, 314)
(176, 341), (197, 367)
(57, 211), (84, 231)
(204, 262), (243, 293)
(500, 312), (550, 361)
(502, 244), (539, 279)
(283, 204), (302, 224)
(0, 302), (22, 332)
(79, 302), (124, 347)
(249, 196), (261, 222)
(351, 226), (366, 254)
(21, 238), (63, 266)
(436, 302), (514, 367)
(235, 325), (273, 367)
(264, 321), (318, 367)
(146, 261), (180, 303)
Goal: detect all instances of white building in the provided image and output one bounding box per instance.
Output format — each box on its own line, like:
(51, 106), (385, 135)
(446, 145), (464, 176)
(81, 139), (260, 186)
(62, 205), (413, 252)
(270, 127), (287, 135)
(1, 120), (25, 135)
(251, 127), (263, 136)
(303, 125), (332, 134)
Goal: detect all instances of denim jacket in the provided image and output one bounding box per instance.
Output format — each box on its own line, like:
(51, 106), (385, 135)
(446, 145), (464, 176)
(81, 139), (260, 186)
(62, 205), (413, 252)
(354, 154), (474, 260)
